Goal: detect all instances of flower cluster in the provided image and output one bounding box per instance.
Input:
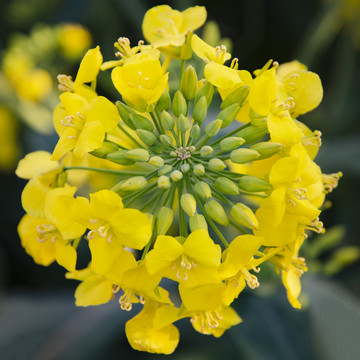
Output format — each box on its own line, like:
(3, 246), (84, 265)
(16, 5), (341, 354)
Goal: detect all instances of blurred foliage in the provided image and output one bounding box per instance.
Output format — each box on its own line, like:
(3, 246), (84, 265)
(0, 0), (359, 359)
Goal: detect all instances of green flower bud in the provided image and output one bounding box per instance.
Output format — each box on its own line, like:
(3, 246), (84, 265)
(157, 207), (174, 235)
(230, 203), (258, 229)
(193, 164), (205, 176)
(195, 81), (214, 106)
(120, 176), (147, 192)
(156, 89), (171, 111)
(200, 145), (213, 156)
(149, 156), (164, 168)
(136, 129), (157, 145)
(193, 96), (207, 123)
(250, 142), (283, 159)
(180, 65), (198, 100)
(160, 110), (175, 130)
(189, 124), (200, 140)
(180, 193), (197, 216)
(158, 164), (173, 175)
(90, 140), (119, 158)
(204, 199), (229, 226)
(220, 85), (250, 109)
(236, 124), (268, 144)
(194, 181), (212, 200)
(106, 150), (135, 165)
(181, 163), (190, 173)
(178, 114), (189, 132)
(214, 177), (239, 195)
(160, 134), (174, 146)
(208, 158), (226, 171)
(170, 170), (183, 182)
(216, 103), (241, 128)
(129, 113), (154, 131)
(205, 119), (223, 137)
(125, 149), (149, 162)
(238, 175), (273, 193)
(250, 112), (267, 127)
(189, 214), (208, 232)
(220, 137), (245, 152)
(230, 148), (260, 164)
(172, 90), (187, 117)
(115, 101), (135, 130)
(158, 175), (171, 189)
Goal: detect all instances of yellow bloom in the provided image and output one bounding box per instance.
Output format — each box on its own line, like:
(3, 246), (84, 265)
(111, 53), (168, 112)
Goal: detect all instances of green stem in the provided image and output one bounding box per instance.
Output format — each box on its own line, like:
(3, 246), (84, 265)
(150, 111), (164, 134)
(64, 166), (148, 176)
(122, 182), (158, 206)
(209, 123), (250, 147)
(117, 122), (146, 149)
(177, 181), (188, 237)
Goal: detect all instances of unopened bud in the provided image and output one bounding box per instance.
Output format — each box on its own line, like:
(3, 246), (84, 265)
(180, 65), (198, 100)
(194, 181), (212, 200)
(172, 90), (187, 117)
(189, 124), (200, 140)
(238, 175), (273, 193)
(156, 89), (171, 111)
(181, 163), (190, 173)
(250, 142), (283, 159)
(178, 114), (189, 132)
(208, 158), (226, 171)
(130, 113), (154, 131)
(195, 81), (214, 106)
(200, 146), (213, 156)
(231, 203), (258, 229)
(220, 137), (245, 152)
(116, 101), (135, 130)
(160, 110), (175, 130)
(158, 175), (171, 189)
(160, 134), (174, 146)
(170, 170), (183, 182)
(180, 193), (197, 216)
(158, 164), (173, 176)
(193, 96), (207, 123)
(106, 150), (134, 165)
(193, 164), (205, 176)
(220, 85), (250, 109)
(156, 207), (174, 235)
(204, 199), (229, 226)
(149, 156), (164, 168)
(120, 176), (147, 192)
(125, 149), (149, 162)
(136, 129), (157, 145)
(230, 148), (260, 164)
(90, 140), (119, 158)
(236, 124), (268, 144)
(216, 103), (241, 128)
(189, 214), (208, 232)
(214, 177), (239, 195)
(205, 119), (222, 137)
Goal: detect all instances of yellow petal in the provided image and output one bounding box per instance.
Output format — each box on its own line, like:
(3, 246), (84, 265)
(75, 46), (103, 85)
(55, 241), (77, 271)
(87, 96), (119, 132)
(21, 177), (50, 218)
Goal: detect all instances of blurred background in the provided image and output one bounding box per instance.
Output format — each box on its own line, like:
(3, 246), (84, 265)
(0, 0), (359, 359)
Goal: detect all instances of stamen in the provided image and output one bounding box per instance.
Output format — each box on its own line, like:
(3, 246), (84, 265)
(241, 268), (259, 289)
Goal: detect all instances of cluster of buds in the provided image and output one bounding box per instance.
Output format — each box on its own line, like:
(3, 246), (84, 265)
(16, 4), (341, 355)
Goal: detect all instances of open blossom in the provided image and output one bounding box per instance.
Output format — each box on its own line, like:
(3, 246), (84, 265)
(16, 3), (341, 355)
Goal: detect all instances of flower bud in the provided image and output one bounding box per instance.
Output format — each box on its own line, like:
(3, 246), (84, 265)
(250, 113), (267, 127)
(178, 114), (189, 132)
(180, 65), (198, 100)
(220, 137), (245, 152)
(106, 150), (135, 165)
(236, 124), (268, 144)
(230, 148), (260, 164)
(189, 214), (208, 232)
(120, 176), (147, 192)
(189, 124), (200, 140)
(205, 119), (222, 137)
(156, 89), (171, 111)
(204, 199), (229, 226)
(149, 156), (164, 168)
(230, 203), (258, 229)
(214, 177), (239, 195)
(129, 113), (154, 131)
(181, 163), (190, 173)
(195, 80), (214, 106)
(238, 175), (273, 193)
(193, 164), (205, 176)
(156, 207), (174, 235)
(158, 164), (173, 175)
(160, 134), (174, 146)
(160, 110), (175, 130)
(125, 149), (149, 162)
(116, 101), (135, 130)
(193, 96), (207, 123)
(90, 140), (119, 158)
(172, 90), (187, 117)
(220, 85), (250, 109)
(136, 129), (157, 145)
(200, 145), (213, 156)
(208, 158), (226, 171)
(158, 175), (171, 189)
(180, 193), (197, 216)
(250, 142), (283, 159)
(216, 103), (241, 128)
(170, 170), (183, 182)
(194, 181), (212, 200)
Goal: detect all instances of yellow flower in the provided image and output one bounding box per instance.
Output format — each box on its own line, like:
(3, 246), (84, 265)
(52, 92), (119, 160)
(142, 5), (206, 49)
(111, 53), (168, 112)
